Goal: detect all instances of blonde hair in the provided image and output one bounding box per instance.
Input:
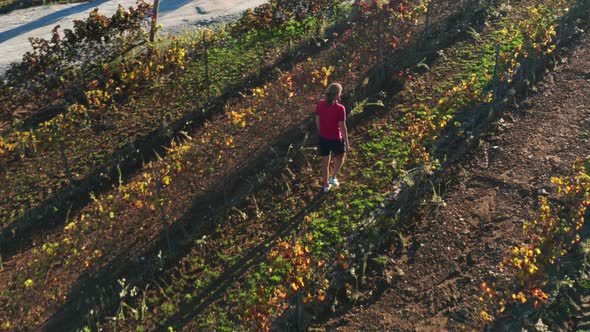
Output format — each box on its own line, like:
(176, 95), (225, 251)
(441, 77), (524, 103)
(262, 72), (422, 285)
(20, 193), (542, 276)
(325, 83), (342, 104)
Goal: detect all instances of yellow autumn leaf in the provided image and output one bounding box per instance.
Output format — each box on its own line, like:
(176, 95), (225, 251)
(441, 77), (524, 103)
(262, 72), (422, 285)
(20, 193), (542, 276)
(480, 310), (493, 321)
(24, 279), (34, 289)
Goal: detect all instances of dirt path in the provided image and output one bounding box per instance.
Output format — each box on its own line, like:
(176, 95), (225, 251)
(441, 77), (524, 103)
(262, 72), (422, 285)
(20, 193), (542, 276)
(320, 30), (590, 331)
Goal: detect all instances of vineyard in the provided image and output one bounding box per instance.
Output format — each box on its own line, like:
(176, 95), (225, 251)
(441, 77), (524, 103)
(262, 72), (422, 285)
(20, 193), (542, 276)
(1, 0), (590, 331)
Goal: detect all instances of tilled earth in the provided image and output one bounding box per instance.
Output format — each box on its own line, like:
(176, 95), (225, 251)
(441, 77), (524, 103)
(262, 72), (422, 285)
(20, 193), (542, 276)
(320, 29), (590, 331)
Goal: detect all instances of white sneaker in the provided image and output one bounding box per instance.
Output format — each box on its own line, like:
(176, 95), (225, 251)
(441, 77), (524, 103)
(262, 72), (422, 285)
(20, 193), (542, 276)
(323, 184), (332, 193)
(329, 177), (339, 187)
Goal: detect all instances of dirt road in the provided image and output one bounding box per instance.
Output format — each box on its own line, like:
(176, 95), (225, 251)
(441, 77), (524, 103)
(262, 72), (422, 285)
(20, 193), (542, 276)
(0, 0), (267, 73)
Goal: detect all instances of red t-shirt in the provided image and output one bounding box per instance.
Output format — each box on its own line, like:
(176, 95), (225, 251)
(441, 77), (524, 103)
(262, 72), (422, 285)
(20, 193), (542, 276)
(315, 99), (346, 140)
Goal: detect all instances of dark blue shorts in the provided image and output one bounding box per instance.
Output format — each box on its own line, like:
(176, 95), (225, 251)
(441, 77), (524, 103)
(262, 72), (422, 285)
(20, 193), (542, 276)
(319, 136), (346, 157)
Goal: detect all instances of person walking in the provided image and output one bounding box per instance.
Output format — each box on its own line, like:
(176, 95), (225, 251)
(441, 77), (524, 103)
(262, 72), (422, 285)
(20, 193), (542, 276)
(315, 83), (349, 193)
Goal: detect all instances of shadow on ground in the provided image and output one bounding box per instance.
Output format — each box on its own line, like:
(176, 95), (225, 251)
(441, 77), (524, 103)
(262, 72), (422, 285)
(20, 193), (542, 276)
(29, 1), (490, 330)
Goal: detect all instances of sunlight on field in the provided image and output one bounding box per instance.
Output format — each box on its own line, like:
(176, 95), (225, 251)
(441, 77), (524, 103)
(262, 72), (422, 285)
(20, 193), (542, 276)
(0, 0), (589, 330)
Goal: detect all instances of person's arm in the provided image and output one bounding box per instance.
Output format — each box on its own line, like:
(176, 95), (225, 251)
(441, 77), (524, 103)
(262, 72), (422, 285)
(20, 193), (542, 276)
(340, 120), (349, 151)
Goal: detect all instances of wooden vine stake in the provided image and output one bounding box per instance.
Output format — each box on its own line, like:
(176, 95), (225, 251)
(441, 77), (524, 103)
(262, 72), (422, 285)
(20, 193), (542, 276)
(487, 43), (501, 118)
(492, 43), (501, 103)
(377, 15), (383, 62)
(59, 137), (74, 188)
(203, 30), (211, 101)
(258, 35), (264, 79)
(421, 1), (432, 48)
(148, 0), (161, 60)
(293, 232), (303, 331)
(155, 167), (172, 252)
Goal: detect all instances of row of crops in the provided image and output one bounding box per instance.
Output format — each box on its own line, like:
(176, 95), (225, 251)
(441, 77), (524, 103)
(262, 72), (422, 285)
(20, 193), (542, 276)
(1, 0), (589, 330)
(0, 0), (348, 246)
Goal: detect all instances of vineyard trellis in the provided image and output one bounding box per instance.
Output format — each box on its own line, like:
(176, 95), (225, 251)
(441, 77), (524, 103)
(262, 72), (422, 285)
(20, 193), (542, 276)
(0, 0), (349, 241)
(0, 0), (588, 330)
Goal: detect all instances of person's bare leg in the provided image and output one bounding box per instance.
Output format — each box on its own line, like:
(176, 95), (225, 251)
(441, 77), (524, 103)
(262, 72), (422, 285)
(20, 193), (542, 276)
(332, 153), (346, 179)
(322, 155), (331, 187)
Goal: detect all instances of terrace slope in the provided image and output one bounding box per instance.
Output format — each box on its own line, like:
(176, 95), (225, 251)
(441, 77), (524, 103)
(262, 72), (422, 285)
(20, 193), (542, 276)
(319, 27), (590, 332)
(2, 1), (586, 330)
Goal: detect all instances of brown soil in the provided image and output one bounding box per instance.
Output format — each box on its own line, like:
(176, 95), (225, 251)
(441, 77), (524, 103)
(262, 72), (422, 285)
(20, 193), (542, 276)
(319, 29), (590, 331)
(2, 2), (585, 330)
(0, 1), (477, 329)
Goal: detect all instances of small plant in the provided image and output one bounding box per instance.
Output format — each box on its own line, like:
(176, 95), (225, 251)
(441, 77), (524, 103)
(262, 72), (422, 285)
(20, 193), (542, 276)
(481, 157), (590, 323)
(161, 302), (176, 319)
